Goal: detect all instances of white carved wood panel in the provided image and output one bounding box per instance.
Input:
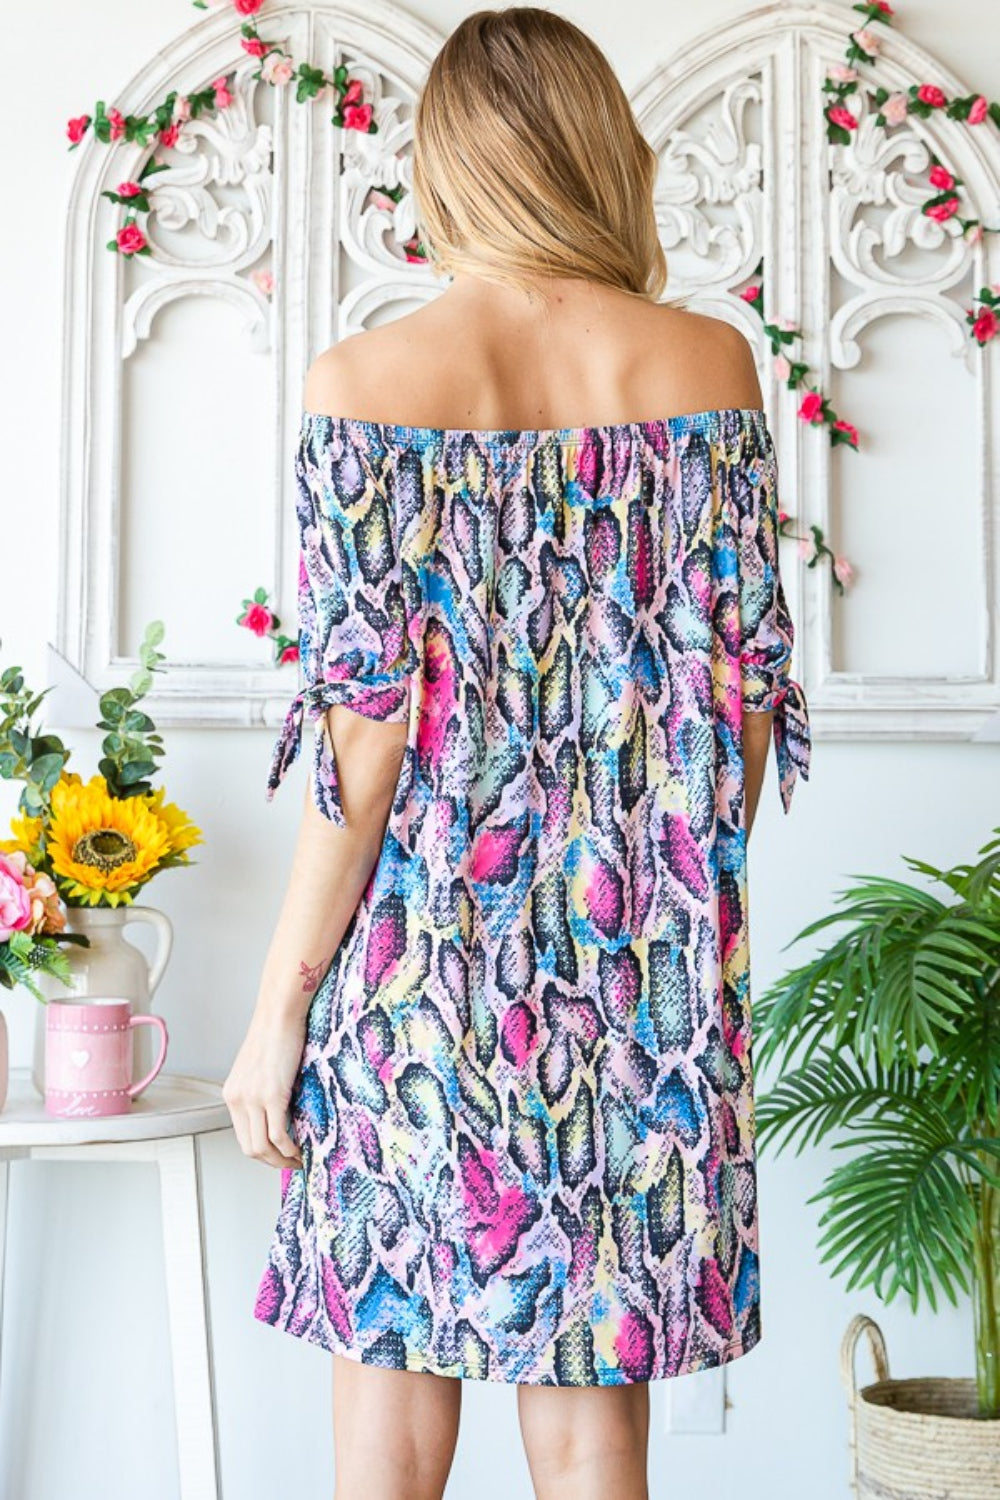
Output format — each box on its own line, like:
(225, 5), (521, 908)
(53, 0), (1000, 740)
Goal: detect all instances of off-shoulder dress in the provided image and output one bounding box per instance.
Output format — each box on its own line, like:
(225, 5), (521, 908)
(253, 405), (811, 1386)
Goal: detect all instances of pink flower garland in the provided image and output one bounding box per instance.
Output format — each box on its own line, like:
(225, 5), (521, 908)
(824, 1), (1000, 307)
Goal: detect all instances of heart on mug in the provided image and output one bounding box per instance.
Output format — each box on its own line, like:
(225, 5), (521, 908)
(70, 1049), (91, 1069)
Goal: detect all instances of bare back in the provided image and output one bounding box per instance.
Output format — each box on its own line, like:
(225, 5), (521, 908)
(304, 275), (764, 429)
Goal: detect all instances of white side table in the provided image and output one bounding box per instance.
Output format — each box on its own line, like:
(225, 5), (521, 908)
(0, 1068), (232, 1500)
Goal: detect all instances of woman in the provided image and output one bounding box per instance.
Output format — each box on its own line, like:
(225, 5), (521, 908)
(223, 8), (811, 1499)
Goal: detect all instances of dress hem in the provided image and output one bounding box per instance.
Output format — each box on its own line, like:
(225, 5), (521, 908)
(253, 1298), (763, 1386)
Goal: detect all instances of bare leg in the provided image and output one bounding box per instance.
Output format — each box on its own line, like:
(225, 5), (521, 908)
(331, 1354), (462, 1500)
(517, 1382), (650, 1500)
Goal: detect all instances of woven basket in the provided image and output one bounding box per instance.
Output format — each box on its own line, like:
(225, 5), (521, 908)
(840, 1314), (999, 1499)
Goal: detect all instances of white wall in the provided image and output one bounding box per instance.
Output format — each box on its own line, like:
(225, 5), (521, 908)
(0, 2), (995, 1497)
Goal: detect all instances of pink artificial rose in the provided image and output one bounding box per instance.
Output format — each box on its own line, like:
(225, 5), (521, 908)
(925, 197), (960, 223)
(798, 391), (824, 424)
(342, 78), (364, 107)
(234, 0), (263, 12)
(279, 643), (300, 665)
(969, 95), (989, 125)
(251, 268), (274, 296)
(828, 105), (859, 131)
(828, 64), (858, 83)
(262, 53), (294, 85)
(159, 123), (180, 148)
(873, 1), (894, 14)
(369, 189), (396, 212)
(917, 84), (947, 109)
(964, 223), (984, 244)
(242, 36), (267, 57)
(972, 309), (998, 346)
(116, 223), (147, 255)
(117, 180), (142, 198)
(173, 95), (192, 123)
(739, 284), (761, 303)
(212, 77), (234, 109)
(777, 508), (790, 525)
(929, 164), (954, 191)
(107, 107), (126, 141)
(851, 28), (880, 54)
(883, 92), (908, 126)
(242, 602), (276, 637)
(67, 114), (91, 144)
(773, 354), (791, 381)
(833, 555), (855, 588)
(833, 418), (859, 446)
(797, 535), (818, 564)
(0, 853), (32, 941)
(342, 102), (373, 131)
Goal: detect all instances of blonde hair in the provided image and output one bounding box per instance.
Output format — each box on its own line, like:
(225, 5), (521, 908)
(411, 7), (672, 303)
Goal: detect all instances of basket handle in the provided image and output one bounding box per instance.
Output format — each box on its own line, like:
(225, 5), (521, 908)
(839, 1315), (890, 1500)
(840, 1313), (890, 1396)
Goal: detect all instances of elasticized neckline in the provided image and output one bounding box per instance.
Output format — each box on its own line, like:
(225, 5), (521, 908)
(300, 405), (768, 451)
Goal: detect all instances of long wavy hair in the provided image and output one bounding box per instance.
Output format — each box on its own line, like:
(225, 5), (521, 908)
(411, 7), (673, 303)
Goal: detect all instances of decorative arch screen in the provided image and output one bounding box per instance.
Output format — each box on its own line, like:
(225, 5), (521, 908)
(54, 1), (1000, 741)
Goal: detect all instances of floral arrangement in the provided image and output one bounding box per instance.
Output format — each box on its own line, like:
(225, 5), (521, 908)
(0, 850), (87, 1002)
(236, 587), (299, 664)
(0, 623), (203, 931)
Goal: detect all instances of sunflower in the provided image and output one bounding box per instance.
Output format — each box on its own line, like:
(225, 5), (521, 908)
(47, 774), (173, 906)
(0, 811), (46, 866)
(142, 786), (203, 860)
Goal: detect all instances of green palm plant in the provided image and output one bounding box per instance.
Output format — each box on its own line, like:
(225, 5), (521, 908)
(753, 828), (1000, 1417)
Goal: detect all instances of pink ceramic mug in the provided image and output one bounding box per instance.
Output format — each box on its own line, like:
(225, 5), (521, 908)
(45, 999), (168, 1118)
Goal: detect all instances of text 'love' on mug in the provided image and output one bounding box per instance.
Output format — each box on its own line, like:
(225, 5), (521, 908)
(45, 999), (168, 1118)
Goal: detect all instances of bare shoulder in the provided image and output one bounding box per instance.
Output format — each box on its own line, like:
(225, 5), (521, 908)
(652, 304), (764, 413)
(302, 317), (420, 418)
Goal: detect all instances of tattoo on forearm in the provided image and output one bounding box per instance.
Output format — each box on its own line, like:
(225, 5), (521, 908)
(299, 957), (325, 993)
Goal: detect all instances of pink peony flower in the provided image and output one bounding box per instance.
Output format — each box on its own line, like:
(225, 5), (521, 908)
(212, 77), (234, 109)
(773, 354), (791, 381)
(342, 102), (373, 131)
(851, 28), (880, 54)
(0, 853), (32, 941)
(234, 0), (264, 12)
(797, 535), (818, 564)
(883, 92), (908, 126)
(242, 36), (267, 57)
(969, 95), (989, 125)
(739, 284), (761, 303)
(251, 268), (274, 296)
(833, 418), (859, 446)
(241, 602), (276, 637)
(833, 555), (855, 588)
(173, 95), (192, 123)
(828, 105), (858, 131)
(929, 164), (954, 191)
(117, 180), (142, 198)
(925, 196), (960, 223)
(67, 114), (91, 144)
(828, 64), (858, 83)
(972, 309), (998, 346)
(964, 223), (984, 244)
(798, 391), (825, 424)
(262, 52), (294, 85)
(917, 84), (947, 109)
(158, 123), (180, 148)
(107, 107), (126, 141)
(116, 222), (147, 255)
(342, 78), (364, 107)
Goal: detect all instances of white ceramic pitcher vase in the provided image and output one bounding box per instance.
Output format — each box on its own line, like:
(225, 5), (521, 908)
(30, 905), (173, 1097)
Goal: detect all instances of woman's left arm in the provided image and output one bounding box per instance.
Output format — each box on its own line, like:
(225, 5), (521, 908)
(222, 706), (407, 1168)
